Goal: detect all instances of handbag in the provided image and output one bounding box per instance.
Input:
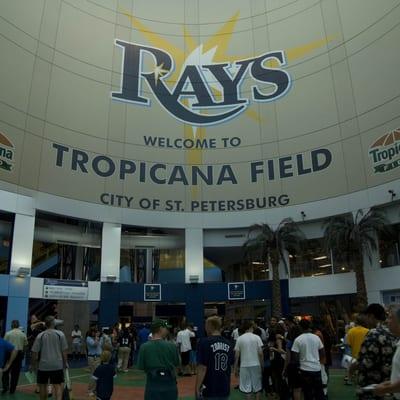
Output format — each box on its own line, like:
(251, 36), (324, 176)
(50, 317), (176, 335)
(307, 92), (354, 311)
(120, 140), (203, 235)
(64, 368), (71, 390)
(62, 386), (70, 400)
(62, 368), (72, 400)
(341, 354), (356, 369)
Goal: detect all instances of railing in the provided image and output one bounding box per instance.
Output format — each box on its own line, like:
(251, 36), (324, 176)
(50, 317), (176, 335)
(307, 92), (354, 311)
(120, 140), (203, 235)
(32, 243), (59, 268)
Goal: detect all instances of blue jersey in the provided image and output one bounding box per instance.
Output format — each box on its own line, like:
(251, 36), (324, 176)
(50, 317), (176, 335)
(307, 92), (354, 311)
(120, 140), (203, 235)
(138, 328), (150, 344)
(197, 336), (234, 398)
(0, 338), (14, 368)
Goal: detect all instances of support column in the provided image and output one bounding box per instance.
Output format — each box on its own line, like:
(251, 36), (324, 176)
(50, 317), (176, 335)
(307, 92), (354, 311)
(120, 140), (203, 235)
(146, 249), (153, 283)
(75, 246), (84, 280)
(7, 213), (35, 331)
(185, 228), (204, 283)
(362, 232), (381, 304)
(279, 250), (290, 280)
(185, 284), (205, 337)
(9, 214), (35, 276)
(98, 283), (120, 328)
(100, 223), (121, 282)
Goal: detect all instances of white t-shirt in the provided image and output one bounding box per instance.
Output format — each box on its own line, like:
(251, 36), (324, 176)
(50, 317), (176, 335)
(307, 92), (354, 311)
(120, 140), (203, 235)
(234, 332), (263, 368)
(291, 333), (324, 372)
(232, 328), (239, 341)
(176, 329), (195, 353)
(391, 341), (400, 400)
(71, 330), (82, 344)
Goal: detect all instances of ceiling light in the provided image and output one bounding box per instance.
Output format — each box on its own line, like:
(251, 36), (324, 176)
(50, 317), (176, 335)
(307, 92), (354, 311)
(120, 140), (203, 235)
(319, 264), (332, 269)
(314, 256), (328, 261)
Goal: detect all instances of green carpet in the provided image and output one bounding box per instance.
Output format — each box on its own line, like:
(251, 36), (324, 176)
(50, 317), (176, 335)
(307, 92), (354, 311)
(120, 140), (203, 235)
(5, 368), (358, 399)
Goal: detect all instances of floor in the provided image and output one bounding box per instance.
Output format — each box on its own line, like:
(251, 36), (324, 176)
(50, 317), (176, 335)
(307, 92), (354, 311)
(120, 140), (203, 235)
(3, 368), (357, 399)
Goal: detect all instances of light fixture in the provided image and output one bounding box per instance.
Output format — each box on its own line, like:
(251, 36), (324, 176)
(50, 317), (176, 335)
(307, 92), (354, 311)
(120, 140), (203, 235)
(17, 267), (30, 278)
(301, 211), (306, 220)
(252, 261), (264, 265)
(389, 190), (396, 200)
(318, 264), (332, 269)
(313, 256), (328, 261)
(189, 274), (199, 284)
(106, 275), (117, 282)
(341, 267), (346, 271)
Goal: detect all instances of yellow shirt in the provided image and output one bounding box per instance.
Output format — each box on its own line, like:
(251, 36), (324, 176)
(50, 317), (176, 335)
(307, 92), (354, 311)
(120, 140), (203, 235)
(346, 326), (369, 358)
(4, 328), (28, 351)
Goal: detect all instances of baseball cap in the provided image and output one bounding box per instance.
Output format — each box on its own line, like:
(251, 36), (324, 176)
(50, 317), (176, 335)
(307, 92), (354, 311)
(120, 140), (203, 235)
(151, 319), (171, 330)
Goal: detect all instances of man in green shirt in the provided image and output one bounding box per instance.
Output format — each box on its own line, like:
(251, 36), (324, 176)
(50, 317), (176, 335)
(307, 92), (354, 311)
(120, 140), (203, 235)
(137, 320), (180, 400)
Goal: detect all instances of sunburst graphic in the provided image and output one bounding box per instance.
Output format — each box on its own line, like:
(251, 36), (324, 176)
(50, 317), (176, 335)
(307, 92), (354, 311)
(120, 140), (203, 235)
(121, 11), (333, 199)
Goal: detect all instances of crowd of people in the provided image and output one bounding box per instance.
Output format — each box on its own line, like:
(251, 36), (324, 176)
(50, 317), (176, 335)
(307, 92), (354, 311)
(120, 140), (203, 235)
(0, 304), (399, 399)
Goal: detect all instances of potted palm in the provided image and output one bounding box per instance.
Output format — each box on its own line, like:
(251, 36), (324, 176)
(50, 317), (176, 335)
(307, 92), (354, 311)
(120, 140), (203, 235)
(323, 208), (392, 310)
(244, 218), (305, 318)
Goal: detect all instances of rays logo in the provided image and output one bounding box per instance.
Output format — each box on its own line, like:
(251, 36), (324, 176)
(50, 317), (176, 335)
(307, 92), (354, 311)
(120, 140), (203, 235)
(111, 41), (291, 126)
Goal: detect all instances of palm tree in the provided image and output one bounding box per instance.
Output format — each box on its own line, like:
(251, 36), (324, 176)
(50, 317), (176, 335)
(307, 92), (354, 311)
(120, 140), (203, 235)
(323, 208), (392, 310)
(243, 218), (305, 318)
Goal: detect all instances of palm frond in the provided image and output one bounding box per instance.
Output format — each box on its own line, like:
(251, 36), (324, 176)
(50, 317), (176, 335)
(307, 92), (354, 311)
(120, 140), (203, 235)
(323, 215), (355, 253)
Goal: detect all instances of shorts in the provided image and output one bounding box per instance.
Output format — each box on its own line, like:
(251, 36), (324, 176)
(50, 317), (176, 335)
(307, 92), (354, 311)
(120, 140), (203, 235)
(72, 342), (82, 353)
(203, 397), (229, 400)
(37, 370), (64, 385)
(181, 351), (190, 366)
(144, 386), (178, 400)
(239, 366), (262, 394)
(190, 350), (197, 364)
(287, 364), (302, 389)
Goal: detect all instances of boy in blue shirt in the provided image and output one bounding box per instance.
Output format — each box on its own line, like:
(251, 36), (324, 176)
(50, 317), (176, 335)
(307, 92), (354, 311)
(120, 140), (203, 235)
(92, 350), (116, 400)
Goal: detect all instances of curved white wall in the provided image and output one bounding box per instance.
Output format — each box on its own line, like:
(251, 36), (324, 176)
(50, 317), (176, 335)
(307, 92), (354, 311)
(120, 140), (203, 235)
(0, 0), (399, 228)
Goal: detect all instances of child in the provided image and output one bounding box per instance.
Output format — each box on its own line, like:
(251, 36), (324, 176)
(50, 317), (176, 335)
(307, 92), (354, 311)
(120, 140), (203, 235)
(91, 350), (117, 400)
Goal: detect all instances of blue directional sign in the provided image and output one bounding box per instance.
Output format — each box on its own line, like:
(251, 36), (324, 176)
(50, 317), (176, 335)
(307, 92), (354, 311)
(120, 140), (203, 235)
(144, 284), (162, 301)
(228, 282), (246, 300)
(43, 279), (88, 300)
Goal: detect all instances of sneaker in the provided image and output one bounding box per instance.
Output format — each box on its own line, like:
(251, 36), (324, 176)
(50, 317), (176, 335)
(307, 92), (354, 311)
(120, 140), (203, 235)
(123, 370), (129, 373)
